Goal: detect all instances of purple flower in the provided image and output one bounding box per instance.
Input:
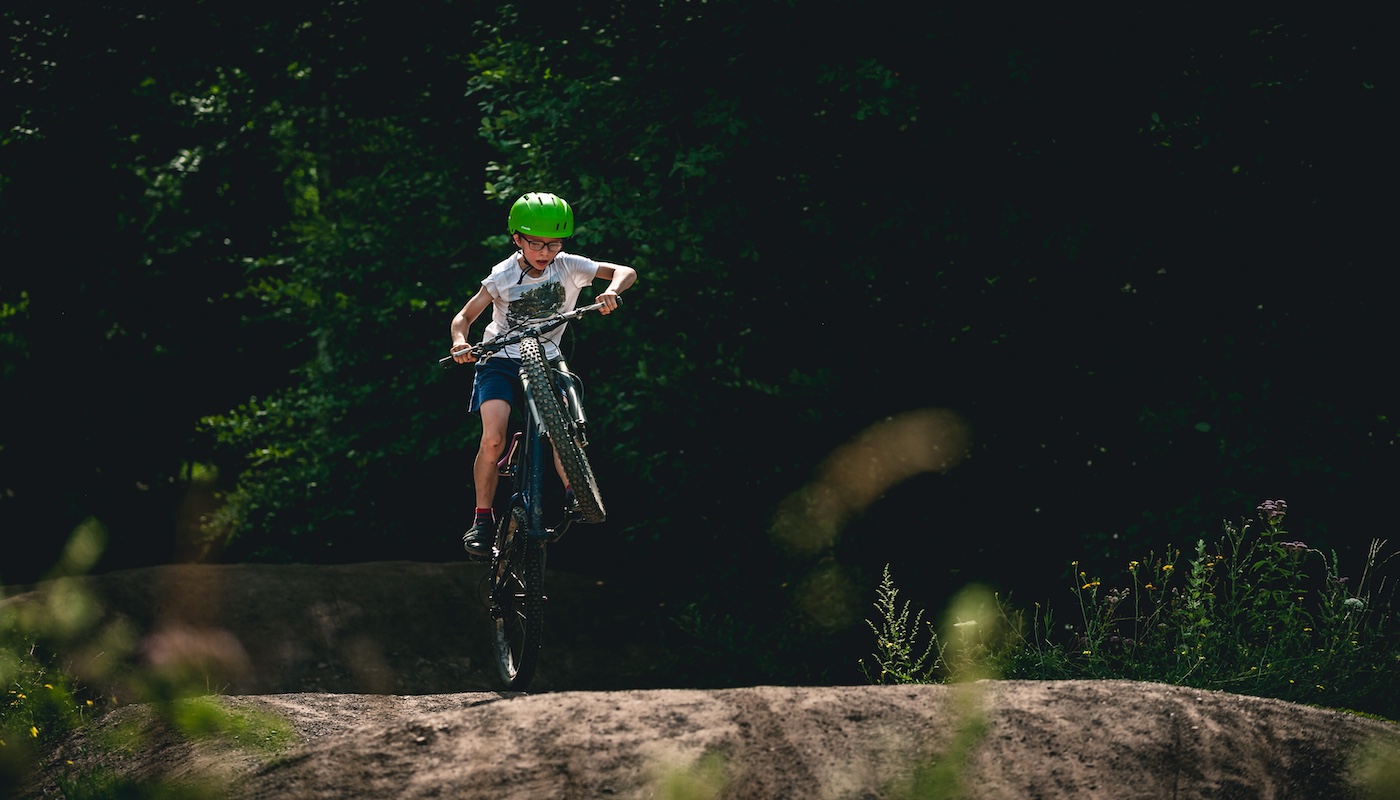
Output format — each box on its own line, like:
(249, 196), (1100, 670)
(1257, 499), (1288, 521)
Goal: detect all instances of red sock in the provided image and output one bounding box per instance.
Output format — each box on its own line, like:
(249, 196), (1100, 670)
(474, 507), (494, 523)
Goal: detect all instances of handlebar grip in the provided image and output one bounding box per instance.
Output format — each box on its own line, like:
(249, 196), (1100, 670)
(439, 349), (475, 365)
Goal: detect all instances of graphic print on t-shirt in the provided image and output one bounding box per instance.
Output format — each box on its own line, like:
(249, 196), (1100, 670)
(507, 280), (565, 326)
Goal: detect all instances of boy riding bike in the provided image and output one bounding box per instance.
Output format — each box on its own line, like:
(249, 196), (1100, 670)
(449, 192), (637, 556)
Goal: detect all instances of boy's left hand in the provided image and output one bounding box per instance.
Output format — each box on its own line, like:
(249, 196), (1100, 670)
(596, 290), (622, 314)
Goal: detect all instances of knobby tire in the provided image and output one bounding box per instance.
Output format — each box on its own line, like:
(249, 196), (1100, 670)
(519, 335), (606, 523)
(490, 506), (544, 690)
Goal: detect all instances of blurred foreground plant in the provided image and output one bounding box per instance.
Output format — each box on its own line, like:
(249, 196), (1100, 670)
(2, 521), (292, 796)
(1, 521), (109, 794)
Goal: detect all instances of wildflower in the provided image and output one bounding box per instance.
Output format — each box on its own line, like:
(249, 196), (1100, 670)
(1162, 564), (1173, 572)
(1082, 580), (1100, 590)
(1344, 598), (1365, 610)
(29, 726), (38, 738)
(1258, 499), (1288, 520)
(1281, 541), (1309, 554)
(1144, 583), (1156, 590)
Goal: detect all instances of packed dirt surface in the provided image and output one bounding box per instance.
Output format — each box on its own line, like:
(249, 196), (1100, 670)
(6, 561), (1400, 799)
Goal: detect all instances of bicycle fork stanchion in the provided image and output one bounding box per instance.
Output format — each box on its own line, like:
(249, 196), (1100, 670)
(519, 371), (549, 541)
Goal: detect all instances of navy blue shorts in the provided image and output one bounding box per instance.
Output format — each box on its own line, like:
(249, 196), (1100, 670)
(469, 357), (522, 413)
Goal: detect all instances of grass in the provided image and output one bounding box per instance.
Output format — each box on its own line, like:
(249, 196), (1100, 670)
(864, 499), (1400, 717)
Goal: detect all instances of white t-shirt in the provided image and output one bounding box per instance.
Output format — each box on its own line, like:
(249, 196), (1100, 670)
(479, 251), (601, 360)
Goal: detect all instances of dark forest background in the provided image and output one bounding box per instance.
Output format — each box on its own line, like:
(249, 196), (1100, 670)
(2, 3), (1392, 683)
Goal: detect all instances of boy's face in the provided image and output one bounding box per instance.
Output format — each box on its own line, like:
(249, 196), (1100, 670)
(514, 233), (565, 271)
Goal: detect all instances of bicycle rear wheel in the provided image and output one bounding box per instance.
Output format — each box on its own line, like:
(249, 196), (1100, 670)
(489, 506), (545, 690)
(519, 335), (606, 523)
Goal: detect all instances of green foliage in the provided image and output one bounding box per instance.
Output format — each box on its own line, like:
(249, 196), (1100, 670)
(1, 531), (103, 791)
(0, 635), (89, 751)
(865, 501), (1400, 719)
(2, 525), (297, 795)
(859, 566), (940, 684)
(1043, 501), (1399, 714)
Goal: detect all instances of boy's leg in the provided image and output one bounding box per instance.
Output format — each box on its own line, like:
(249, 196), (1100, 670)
(465, 397), (511, 555)
(474, 398), (512, 509)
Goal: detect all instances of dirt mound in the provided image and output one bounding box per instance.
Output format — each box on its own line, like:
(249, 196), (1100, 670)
(7, 562), (1400, 799)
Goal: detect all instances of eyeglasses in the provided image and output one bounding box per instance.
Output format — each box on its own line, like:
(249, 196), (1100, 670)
(518, 235), (565, 253)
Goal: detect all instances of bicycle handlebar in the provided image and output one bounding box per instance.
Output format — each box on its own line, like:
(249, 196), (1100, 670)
(439, 299), (615, 365)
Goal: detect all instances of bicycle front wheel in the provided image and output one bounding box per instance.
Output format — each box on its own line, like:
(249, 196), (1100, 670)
(490, 506), (545, 690)
(519, 335), (606, 523)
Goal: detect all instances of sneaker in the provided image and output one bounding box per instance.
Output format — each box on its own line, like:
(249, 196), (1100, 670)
(463, 520), (494, 556)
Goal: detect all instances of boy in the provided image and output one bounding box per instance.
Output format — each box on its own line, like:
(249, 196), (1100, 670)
(449, 192), (637, 555)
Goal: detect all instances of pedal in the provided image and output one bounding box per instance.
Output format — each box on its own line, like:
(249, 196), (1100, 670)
(547, 521), (571, 542)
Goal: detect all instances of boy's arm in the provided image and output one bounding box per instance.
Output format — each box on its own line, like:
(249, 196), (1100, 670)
(450, 287), (493, 362)
(593, 263), (637, 314)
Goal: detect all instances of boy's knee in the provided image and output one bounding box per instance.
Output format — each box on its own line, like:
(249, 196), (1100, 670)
(479, 431), (507, 455)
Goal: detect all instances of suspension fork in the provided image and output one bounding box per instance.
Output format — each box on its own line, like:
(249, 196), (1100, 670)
(518, 368), (549, 541)
(553, 358), (588, 439)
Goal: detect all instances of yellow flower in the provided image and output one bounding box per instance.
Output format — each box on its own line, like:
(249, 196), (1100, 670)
(29, 726), (38, 738)
(1082, 650), (1092, 656)
(1162, 564), (1174, 572)
(1082, 580), (1100, 590)
(1144, 583), (1156, 590)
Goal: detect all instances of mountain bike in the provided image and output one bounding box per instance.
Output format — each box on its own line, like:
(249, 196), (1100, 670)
(439, 301), (612, 690)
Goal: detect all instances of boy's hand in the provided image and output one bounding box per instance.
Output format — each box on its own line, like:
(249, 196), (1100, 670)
(596, 289), (622, 314)
(451, 344), (477, 363)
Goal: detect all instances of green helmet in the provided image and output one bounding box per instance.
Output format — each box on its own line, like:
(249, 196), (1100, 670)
(508, 192), (574, 237)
